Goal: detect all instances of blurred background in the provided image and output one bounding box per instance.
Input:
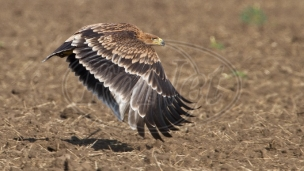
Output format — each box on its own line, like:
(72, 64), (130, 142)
(0, 0), (303, 170)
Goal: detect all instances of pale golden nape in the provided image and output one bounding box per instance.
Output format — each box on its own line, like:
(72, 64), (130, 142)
(138, 32), (165, 46)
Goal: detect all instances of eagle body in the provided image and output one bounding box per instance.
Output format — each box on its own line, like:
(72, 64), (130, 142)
(44, 23), (193, 141)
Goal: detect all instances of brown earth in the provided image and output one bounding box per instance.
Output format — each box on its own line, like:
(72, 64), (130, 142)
(1, 0), (304, 170)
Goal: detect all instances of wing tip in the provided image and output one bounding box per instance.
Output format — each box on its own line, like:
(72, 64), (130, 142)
(42, 54), (55, 62)
(43, 41), (74, 63)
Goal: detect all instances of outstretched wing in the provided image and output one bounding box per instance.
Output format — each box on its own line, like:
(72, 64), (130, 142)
(45, 23), (194, 141)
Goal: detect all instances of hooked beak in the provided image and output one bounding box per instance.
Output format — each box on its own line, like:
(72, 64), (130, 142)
(153, 38), (165, 46)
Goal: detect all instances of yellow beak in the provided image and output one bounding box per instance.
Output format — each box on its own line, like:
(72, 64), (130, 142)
(153, 38), (165, 46)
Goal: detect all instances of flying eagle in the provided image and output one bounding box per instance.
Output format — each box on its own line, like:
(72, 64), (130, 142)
(44, 23), (194, 141)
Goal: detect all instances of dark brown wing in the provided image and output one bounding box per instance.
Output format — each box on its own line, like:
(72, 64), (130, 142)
(44, 23), (194, 141)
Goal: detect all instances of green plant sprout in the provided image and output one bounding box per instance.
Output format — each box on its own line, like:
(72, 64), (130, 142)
(232, 71), (247, 78)
(222, 71), (247, 79)
(210, 36), (224, 50)
(240, 4), (267, 26)
(0, 41), (4, 48)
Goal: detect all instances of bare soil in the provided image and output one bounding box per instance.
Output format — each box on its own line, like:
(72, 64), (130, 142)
(1, 0), (304, 170)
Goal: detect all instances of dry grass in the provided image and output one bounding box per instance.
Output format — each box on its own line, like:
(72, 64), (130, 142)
(0, 0), (304, 170)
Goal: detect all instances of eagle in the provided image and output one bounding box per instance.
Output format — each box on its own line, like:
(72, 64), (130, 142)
(44, 23), (194, 141)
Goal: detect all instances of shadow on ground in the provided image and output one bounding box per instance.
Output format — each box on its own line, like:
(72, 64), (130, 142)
(63, 136), (134, 152)
(13, 136), (134, 152)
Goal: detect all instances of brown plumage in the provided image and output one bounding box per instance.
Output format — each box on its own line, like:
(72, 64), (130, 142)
(44, 23), (194, 141)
